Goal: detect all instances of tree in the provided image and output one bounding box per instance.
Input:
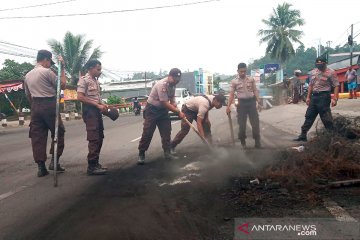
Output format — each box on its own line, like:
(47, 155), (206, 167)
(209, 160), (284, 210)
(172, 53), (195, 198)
(48, 32), (103, 85)
(0, 60), (34, 115)
(0, 59), (34, 81)
(258, 2), (305, 64)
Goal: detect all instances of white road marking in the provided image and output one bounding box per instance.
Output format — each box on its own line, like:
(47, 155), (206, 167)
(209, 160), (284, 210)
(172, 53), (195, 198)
(323, 198), (358, 222)
(130, 136), (141, 143)
(171, 120), (180, 125)
(0, 186), (27, 201)
(130, 121), (180, 143)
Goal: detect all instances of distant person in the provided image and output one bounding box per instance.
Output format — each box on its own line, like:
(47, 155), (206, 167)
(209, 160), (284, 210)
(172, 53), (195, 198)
(171, 94), (227, 151)
(292, 70), (302, 104)
(77, 59), (108, 175)
(137, 68), (185, 165)
(133, 97), (141, 111)
(226, 62), (262, 148)
(345, 67), (358, 99)
(24, 50), (66, 177)
(294, 56), (339, 141)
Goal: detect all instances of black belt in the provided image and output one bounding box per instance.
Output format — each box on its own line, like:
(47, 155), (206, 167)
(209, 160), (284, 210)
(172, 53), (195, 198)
(32, 97), (56, 102)
(238, 96), (256, 102)
(312, 91), (330, 96)
(147, 103), (166, 111)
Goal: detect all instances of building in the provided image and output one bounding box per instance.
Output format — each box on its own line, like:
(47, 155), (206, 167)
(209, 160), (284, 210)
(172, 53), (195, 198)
(176, 69), (214, 95)
(100, 79), (155, 100)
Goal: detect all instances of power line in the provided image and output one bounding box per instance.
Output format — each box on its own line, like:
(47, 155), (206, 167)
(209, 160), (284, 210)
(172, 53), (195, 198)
(332, 25), (351, 47)
(0, 0), (76, 12)
(0, 49), (36, 58)
(0, 0), (220, 20)
(0, 44), (36, 58)
(0, 40), (38, 51)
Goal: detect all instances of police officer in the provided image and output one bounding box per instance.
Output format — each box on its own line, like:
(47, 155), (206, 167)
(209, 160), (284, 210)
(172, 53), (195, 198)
(138, 68), (185, 165)
(171, 94), (226, 151)
(24, 50), (66, 177)
(294, 56), (339, 141)
(77, 59), (108, 175)
(226, 63), (261, 148)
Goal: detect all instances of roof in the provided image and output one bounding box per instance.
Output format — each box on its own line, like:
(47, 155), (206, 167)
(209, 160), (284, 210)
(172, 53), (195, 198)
(327, 55), (360, 70)
(101, 79), (156, 92)
(328, 52), (360, 64)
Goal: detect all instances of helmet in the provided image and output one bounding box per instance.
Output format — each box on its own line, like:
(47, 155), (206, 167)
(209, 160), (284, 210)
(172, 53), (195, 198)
(294, 69), (302, 74)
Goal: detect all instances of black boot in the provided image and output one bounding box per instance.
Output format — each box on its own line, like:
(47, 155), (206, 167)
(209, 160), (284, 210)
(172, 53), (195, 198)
(254, 139), (262, 148)
(37, 161), (49, 177)
(138, 151), (145, 165)
(95, 161), (107, 170)
(87, 160), (107, 175)
(164, 150), (179, 160)
(240, 139), (246, 148)
(49, 156), (65, 172)
(293, 134), (307, 141)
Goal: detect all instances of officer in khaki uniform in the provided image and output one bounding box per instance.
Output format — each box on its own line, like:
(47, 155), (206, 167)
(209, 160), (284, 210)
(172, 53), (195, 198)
(226, 63), (261, 148)
(24, 50), (66, 177)
(77, 59), (108, 175)
(294, 56), (339, 141)
(171, 94), (226, 151)
(138, 68), (185, 165)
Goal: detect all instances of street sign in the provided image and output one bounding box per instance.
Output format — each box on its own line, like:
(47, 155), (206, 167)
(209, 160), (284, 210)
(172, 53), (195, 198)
(264, 63), (280, 73)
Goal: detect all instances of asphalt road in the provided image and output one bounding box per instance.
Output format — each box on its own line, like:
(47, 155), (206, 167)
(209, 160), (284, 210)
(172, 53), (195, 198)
(0, 107), (358, 240)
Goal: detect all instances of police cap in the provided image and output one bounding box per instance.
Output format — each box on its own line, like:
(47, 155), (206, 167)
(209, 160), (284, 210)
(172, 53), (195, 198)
(103, 107), (119, 121)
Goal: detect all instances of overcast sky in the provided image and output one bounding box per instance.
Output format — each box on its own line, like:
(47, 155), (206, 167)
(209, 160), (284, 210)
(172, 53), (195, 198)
(0, 0), (360, 76)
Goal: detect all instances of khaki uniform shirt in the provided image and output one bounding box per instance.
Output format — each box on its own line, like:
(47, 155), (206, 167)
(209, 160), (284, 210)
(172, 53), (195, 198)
(186, 95), (214, 119)
(309, 68), (339, 92)
(230, 75), (256, 99)
(147, 77), (175, 108)
(24, 64), (57, 98)
(77, 73), (101, 104)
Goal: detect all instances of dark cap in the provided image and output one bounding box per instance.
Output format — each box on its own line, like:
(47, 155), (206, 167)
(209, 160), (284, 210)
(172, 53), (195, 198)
(103, 107), (119, 121)
(315, 55), (327, 64)
(37, 50), (55, 65)
(214, 94), (227, 106)
(169, 68), (182, 78)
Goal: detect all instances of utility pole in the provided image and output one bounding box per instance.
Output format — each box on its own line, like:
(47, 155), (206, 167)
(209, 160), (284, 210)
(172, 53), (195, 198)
(144, 72), (147, 95)
(348, 24), (354, 67)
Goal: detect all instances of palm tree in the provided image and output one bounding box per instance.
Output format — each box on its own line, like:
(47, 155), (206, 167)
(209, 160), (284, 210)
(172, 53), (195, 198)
(258, 2), (305, 64)
(48, 32), (103, 85)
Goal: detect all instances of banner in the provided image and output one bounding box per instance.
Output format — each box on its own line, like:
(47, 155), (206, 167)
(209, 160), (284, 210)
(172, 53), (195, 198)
(0, 82), (23, 94)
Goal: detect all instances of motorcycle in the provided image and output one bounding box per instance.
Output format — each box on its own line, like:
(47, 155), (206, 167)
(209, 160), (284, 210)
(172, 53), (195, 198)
(134, 106), (141, 116)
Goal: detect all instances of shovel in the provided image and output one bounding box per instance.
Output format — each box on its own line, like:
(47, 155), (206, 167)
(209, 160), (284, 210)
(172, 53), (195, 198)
(183, 117), (211, 148)
(227, 113), (235, 146)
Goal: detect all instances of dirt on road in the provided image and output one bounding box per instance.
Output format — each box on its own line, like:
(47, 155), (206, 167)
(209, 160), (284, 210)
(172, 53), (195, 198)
(16, 117), (359, 240)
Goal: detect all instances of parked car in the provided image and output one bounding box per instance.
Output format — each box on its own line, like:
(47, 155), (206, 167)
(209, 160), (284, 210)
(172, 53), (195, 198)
(169, 88), (193, 120)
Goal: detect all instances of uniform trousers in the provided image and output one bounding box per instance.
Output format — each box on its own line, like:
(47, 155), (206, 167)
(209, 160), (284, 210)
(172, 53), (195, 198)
(301, 92), (334, 134)
(138, 104), (171, 153)
(236, 97), (260, 141)
(82, 104), (104, 162)
(171, 105), (211, 148)
(29, 97), (65, 162)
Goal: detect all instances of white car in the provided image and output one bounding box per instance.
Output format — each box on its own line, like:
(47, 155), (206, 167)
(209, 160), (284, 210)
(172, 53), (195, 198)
(169, 88), (193, 120)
